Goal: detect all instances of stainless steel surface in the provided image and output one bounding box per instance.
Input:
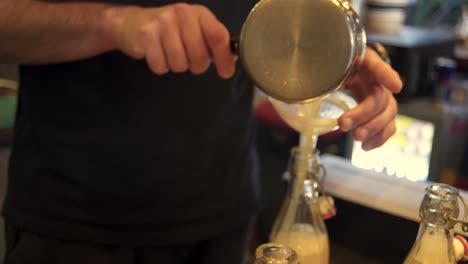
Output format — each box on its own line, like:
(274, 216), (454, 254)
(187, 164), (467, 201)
(239, 0), (366, 103)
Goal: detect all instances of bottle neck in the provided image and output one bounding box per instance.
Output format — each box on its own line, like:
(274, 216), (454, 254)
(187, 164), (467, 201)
(420, 218), (457, 230)
(287, 147), (322, 201)
(288, 147), (321, 181)
(418, 222), (455, 238)
(419, 183), (460, 230)
(404, 183), (460, 264)
(255, 243), (298, 264)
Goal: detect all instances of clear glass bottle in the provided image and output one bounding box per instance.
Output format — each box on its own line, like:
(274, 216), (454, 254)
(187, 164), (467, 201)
(269, 147), (329, 264)
(403, 183), (460, 264)
(255, 243), (298, 264)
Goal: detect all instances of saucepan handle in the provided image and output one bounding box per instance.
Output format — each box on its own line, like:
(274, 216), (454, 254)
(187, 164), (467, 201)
(230, 35), (240, 55)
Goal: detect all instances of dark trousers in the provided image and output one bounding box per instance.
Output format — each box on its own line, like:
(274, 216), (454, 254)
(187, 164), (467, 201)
(3, 220), (254, 264)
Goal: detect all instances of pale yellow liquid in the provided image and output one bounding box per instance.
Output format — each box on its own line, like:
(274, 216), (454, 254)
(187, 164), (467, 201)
(297, 100), (322, 136)
(272, 97), (324, 136)
(403, 230), (454, 264)
(296, 100), (322, 118)
(273, 228), (329, 264)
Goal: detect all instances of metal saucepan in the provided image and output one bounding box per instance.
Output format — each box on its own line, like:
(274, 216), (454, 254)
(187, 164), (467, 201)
(232, 0), (366, 104)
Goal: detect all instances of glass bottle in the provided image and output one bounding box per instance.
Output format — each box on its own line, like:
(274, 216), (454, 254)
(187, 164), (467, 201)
(269, 147), (329, 264)
(403, 183), (460, 264)
(255, 243), (298, 264)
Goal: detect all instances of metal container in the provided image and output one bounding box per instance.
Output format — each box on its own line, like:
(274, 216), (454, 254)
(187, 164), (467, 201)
(235, 0), (366, 103)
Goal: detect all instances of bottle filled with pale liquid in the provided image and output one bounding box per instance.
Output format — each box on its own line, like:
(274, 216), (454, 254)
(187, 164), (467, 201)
(269, 147), (329, 264)
(403, 183), (460, 264)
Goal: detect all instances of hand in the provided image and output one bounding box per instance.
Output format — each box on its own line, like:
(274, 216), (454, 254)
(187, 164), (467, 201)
(107, 3), (236, 78)
(338, 47), (403, 151)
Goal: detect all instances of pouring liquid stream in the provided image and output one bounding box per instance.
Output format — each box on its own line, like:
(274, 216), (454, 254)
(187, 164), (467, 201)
(274, 100), (330, 264)
(291, 133), (317, 217)
(281, 100), (321, 229)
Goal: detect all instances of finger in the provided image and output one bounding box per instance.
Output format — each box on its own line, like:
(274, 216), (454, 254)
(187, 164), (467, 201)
(346, 74), (368, 102)
(339, 84), (388, 132)
(198, 7), (235, 78)
(174, 3), (210, 74)
(144, 22), (169, 75)
(352, 93), (397, 142)
(362, 48), (403, 93)
(158, 10), (189, 73)
(361, 121), (397, 151)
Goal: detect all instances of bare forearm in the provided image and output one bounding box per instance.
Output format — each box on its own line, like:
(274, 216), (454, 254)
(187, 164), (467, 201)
(0, 1), (238, 78)
(0, 0), (122, 64)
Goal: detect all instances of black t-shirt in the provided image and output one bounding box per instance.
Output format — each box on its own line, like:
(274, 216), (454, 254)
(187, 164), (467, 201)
(3, 0), (259, 245)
